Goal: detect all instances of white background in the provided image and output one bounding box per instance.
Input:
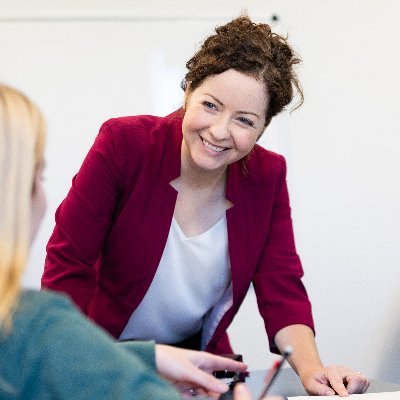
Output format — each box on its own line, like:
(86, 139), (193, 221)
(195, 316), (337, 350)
(1, 0), (399, 383)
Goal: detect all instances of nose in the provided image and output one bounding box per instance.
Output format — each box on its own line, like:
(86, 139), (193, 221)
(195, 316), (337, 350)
(209, 114), (230, 141)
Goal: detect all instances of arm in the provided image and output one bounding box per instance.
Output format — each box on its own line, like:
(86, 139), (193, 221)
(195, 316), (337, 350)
(42, 120), (128, 311)
(253, 155), (314, 353)
(15, 292), (180, 400)
(275, 324), (370, 396)
(253, 157), (369, 396)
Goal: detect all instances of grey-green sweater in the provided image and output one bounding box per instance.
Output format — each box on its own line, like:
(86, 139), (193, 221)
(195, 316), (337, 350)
(0, 290), (180, 399)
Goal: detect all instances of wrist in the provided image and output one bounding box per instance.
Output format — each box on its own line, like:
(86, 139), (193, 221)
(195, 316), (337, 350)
(294, 359), (324, 381)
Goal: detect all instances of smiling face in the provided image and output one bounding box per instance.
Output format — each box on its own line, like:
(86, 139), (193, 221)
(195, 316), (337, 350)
(181, 69), (268, 175)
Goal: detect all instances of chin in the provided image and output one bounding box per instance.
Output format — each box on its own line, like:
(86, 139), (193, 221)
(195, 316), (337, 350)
(196, 161), (227, 173)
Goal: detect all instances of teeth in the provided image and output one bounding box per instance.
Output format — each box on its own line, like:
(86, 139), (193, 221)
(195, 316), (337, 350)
(202, 138), (225, 152)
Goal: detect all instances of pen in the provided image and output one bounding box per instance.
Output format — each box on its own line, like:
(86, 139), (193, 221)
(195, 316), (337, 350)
(257, 346), (293, 400)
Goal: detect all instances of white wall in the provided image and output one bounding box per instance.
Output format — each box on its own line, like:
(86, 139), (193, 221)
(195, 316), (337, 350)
(1, 0), (399, 383)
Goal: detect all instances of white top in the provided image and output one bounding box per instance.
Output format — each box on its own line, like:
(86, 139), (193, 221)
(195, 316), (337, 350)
(119, 215), (231, 344)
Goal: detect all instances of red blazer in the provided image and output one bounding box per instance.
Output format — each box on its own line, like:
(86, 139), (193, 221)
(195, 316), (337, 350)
(42, 110), (314, 354)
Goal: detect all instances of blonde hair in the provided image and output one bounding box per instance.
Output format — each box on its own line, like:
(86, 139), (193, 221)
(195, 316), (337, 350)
(0, 84), (46, 331)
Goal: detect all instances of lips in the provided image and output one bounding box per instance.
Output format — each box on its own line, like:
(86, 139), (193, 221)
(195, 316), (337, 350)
(201, 137), (227, 153)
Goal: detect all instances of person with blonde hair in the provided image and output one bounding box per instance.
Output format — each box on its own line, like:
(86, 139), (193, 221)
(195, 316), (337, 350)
(0, 83), (256, 399)
(0, 83), (46, 330)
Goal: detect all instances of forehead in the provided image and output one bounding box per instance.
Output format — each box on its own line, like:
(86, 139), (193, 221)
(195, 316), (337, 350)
(189, 69), (268, 114)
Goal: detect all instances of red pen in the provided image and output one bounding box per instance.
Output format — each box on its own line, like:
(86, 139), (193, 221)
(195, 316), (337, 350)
(257, 346), (293, 400)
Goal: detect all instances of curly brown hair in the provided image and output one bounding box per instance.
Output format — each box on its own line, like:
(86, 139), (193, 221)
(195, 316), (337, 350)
(181, 15), (303, 127)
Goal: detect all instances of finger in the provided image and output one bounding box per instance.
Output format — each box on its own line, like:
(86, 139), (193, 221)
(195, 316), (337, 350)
(363, 379), (371, 393)
(183, 389), (220, 400)
(193, 387), (207, 396)
(181, 389), (218, 399)
(183, 364), (230, 394)
(345, 374), (370, 394)
(306, 380), (337, 396)
(175, 383), (193, 393)
(181, 389), (196, 399)
(233, 383), (252, 400)
(325, 372), (349, 397)
(192, 352), (248, 373)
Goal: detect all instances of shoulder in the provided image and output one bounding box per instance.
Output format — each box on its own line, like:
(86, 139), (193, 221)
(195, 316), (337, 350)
(246, 144), (286, 183)
(17, 289), (75, 318)
(227, 146), (286, 212)
(11, 290), (81, 339)
(101, 114), (162, 136)
(251, 144), (285, 167)
(84, 110), (183, 183)
(1, 290), (79, 372)
(8, 290), (115, 367)
(99, 109), (183, 149)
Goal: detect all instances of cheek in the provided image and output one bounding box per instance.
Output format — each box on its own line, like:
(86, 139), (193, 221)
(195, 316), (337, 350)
(182, 105), (211, 134)
(233, 133), (258, 153)
(36, 185), (47, 219)
(31, 181), (47, 238)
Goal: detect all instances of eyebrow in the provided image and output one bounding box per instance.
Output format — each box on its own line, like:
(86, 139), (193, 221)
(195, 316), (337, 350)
(205, 93), (262, 119)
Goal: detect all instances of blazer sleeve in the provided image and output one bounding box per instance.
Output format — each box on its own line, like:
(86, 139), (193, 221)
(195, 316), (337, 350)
(41, 120), (129, 311)
(252, 155), (314, 353)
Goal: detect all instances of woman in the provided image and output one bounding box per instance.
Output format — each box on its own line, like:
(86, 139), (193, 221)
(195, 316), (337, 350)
(42, 15), (369, 396)
(0, 83), (250, 399)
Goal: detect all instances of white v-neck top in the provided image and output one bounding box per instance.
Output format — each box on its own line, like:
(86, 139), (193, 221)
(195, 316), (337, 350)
(119, 215), (231, 344)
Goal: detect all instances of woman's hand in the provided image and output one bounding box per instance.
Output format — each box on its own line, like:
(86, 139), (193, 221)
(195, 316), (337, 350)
(155, 344), (248, 397)
(274, 325), (370, 397)
(299, 365), (370, 396)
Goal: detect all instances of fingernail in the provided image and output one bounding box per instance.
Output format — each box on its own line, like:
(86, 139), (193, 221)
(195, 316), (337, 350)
(325, 390), (335, 396)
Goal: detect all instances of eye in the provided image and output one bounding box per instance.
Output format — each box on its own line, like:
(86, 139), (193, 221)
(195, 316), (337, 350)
(237, 116), (255, 128)
(202, 101), (217, 111)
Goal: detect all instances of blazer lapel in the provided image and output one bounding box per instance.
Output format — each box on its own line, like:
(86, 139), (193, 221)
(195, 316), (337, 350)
(140, 111), (182, 290)
(226, 162), (253, 304)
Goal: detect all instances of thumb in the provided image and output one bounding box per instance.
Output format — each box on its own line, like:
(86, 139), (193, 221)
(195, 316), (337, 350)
(233, 383), (252, 400)
(185, 364), (229, 394)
